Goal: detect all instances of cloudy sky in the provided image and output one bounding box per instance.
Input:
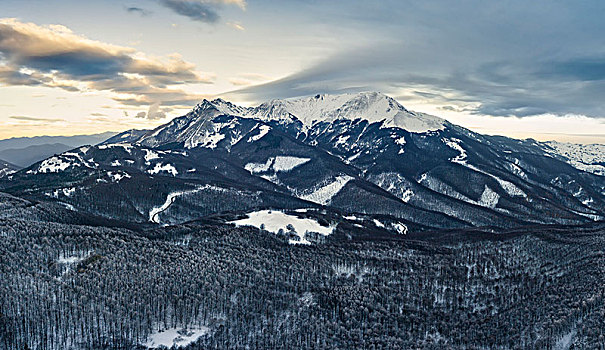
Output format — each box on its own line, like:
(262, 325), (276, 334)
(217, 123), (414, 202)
(0, 0), (604, 142)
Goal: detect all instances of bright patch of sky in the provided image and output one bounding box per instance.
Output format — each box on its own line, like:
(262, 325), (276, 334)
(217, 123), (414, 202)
(0, 0), (604, 142)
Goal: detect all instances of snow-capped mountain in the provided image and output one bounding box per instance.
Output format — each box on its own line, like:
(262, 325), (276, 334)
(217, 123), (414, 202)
(247, 92), (445, 133)
(2, 92), (603, 232)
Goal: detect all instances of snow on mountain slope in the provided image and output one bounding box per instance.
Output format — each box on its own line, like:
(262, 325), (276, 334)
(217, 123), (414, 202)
(298, 175), (354, 205)
(245, 156), (311, 174)
(248, 92), (445, 133)
(542, 141), (605, 176)
(3, 92), (604, 231)
(26, 151), (98, 175)
(136, 100), (252, 149)
(0, 159), (18, 178)
(131, 92), (445, 153)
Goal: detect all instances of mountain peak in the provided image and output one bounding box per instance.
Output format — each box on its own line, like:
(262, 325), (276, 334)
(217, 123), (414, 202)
(248, 92), (445, 133)
(142, 92), (446, 150)
(193, 98), (248, 118)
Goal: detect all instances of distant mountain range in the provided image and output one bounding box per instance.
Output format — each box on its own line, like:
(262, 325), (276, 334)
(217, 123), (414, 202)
(1, 92), (603, 237)
(0, 132), (117, 167)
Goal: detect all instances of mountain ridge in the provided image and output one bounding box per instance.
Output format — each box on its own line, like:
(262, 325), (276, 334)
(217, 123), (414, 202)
(1, 92), (603, 236)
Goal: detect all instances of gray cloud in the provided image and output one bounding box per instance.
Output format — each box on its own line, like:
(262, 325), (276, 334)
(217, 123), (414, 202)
(0, 18), (213, 114)
(160, 0), (219, 23)
(229, 0), (605, 119)
(126, 7), (152, 16)
(10, 116), (65, 122)
(158, 0), (246, 23)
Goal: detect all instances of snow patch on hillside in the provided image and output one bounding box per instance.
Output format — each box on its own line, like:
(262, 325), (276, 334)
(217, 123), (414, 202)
(47, 187), (76, 199)
(334, 135), (350, 147)
(35, 157), (73, 173)
(144, 326), (210, 349)
(245, 159), (272, 173)
(98, 143), (133, 154)
(442, 138), (468, 165)
(144, 149), (160, 163)
(392, 222), (408, 235)
(299, 175), (354, 205)
(441, 140), (527, 199)
(373, 219), (385, 228)
(479, 186), (500, 208)
(193, 132), (225, 149)
(148, 163), (178, 176)
(0, 167), (15, 178)
(108, 171), (131, 182)
(229, 210), (334, 245)
(248, 125), (271, 142)
(245, 156), (311, 174)
(494, 177), (526, 197)
(393, 135), (406, 154)
(273, 156), (311, 171)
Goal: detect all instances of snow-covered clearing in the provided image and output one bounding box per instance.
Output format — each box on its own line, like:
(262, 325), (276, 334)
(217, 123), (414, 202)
(373, 219), (385, 228)
(143, 149), (160, 162)
(229, 210), (335, 245)
(144, 326), (210, 349)
(479, 186), (500, 209)
(57, 255), (86, 265)
(245, 156), (311, 174)
(148, 163), (178, 176)
(57, 252), (90, 276)
(35, 157), (73, 173)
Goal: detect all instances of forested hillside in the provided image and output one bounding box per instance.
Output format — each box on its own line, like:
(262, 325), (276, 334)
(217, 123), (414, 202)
(2, 200), (604, 349)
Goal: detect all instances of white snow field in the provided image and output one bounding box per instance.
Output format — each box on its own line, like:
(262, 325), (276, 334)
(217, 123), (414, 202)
(229, 210), (335, 245)
(245, 156), (311, 174)
(144, 326), (210, 349)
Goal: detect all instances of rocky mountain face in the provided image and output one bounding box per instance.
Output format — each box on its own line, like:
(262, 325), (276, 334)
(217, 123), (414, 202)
(1, 92), (603, 234)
